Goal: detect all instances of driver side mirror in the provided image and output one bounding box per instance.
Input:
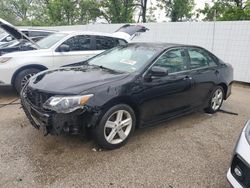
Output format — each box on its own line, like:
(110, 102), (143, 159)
(57, 44), (70, 52)
(144, 66), (169, 82)
(150, 66), (169, 77)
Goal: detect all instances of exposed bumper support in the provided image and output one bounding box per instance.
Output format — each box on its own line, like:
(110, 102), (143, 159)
(21, 91), (98, 135)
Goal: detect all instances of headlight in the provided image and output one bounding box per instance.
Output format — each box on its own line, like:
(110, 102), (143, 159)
(0, 57), (12, 64)
(43, 94), (94, 113)
(245, 120), (250, 145)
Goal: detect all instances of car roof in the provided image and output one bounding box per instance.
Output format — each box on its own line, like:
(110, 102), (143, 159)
(19, 28), (57, 32)
(127, 42), (204, 51)
(56, 30), (126, 39)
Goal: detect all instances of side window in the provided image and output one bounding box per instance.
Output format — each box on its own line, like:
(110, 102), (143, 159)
(62, 35), (92, 51)
(95, 36), (117, 50)
(153, 49), (187, 74)
(188, 48), (217, 69)
(22, 31), (29, 36)
(117, 39), (127, 45)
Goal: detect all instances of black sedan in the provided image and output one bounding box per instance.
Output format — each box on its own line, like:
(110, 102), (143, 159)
(21, 43), (233, 149)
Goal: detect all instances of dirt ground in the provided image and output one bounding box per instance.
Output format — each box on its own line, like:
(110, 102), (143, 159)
(0, 84), (249, 188)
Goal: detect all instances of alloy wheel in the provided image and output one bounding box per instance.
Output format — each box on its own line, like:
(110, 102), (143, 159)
(211, 88), (223, 111)
(104, 110), (133, 145)
(21, 73), (36, 88)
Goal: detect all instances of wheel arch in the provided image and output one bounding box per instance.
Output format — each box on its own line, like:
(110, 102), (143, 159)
(11, 64), (48, 85)
(101, 96), (141, 127)
(218, 82), (228, 100)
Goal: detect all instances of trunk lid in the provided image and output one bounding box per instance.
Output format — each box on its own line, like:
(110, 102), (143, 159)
(113, 24), (149, 41)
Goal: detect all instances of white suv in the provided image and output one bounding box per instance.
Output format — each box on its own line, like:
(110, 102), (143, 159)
(0, 19), (148, 92)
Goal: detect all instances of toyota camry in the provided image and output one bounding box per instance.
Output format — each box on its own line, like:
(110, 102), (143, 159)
(21, 43), (233, 149)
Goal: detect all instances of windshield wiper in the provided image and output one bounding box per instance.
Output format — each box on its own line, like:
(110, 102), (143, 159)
(91, 64), (125, 73)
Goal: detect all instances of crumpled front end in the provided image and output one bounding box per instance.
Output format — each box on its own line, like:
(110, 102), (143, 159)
(21, 85), (99, 136)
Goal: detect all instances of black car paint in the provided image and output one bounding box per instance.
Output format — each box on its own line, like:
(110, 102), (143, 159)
(29, 66), (130, 94)
(21, 43), (233, 135)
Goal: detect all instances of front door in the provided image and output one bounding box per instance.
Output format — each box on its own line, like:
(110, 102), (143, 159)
(140, 48), (194, 124)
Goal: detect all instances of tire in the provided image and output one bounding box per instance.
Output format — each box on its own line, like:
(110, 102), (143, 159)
(93, 104), (136, 150)
(14, 68), (40, 93)
(205, 86), (224, 114)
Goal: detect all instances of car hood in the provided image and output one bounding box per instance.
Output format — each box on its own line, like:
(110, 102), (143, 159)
(28, 66), (129, 94)
(0, 18), (39, 49)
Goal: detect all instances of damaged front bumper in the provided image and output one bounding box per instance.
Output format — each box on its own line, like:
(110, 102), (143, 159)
(21, 90), (99, 136)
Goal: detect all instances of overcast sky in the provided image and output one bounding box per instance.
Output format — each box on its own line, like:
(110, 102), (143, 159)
(149, 0), (212, 22)
(195, 0), (212, 8)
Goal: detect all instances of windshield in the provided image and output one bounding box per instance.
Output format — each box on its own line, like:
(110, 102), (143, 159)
(88, 45), (159, 73)
(37, 33), (68, 49)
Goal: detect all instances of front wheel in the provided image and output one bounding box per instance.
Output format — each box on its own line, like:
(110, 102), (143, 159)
(14, 68), (40, 93)
(93, 104), (136, 150)
(205, 86), (224, 114)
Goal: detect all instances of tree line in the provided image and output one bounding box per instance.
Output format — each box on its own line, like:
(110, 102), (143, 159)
(0, 0), (249, 26)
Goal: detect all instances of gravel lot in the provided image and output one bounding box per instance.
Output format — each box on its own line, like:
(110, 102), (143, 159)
(0, 84), (249, 188)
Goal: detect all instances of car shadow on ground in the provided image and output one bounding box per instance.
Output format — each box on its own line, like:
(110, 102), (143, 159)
(0, 86), (18, 103)
(1, 85), (246, 187)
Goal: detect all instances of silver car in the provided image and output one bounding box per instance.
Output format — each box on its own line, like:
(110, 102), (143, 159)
(227, 120), (250, 188)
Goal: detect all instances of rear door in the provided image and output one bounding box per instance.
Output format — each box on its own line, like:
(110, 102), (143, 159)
(53, 35), (97, 67)
(186, 47), (219, 107)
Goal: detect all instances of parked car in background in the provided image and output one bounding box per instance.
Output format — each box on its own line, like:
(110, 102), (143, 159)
(0, 29), (55, 56)
(227, 120), (250, 188)
(0, 18), (148, 92)
(21, 43), (233, 149)
(0, 28), (55, 50)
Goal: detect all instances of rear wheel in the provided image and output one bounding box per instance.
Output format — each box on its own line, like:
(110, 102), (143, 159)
(93, 104), (136, 150)
(205, 86), (224, 114)
(14, 68), (40, 93)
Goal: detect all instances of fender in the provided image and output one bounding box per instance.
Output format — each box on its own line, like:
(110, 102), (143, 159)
(11, 64), (48, 85)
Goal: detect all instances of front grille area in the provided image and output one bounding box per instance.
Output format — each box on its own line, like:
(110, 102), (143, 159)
(25, 87), (54, 109)
(231, 155), (250, 187)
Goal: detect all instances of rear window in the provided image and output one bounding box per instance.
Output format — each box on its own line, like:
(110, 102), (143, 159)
(188, 48), (218, 69)
(62, 35), (92, 51)
(118, 39), (127, 45)
(94, 36), (127, 50)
